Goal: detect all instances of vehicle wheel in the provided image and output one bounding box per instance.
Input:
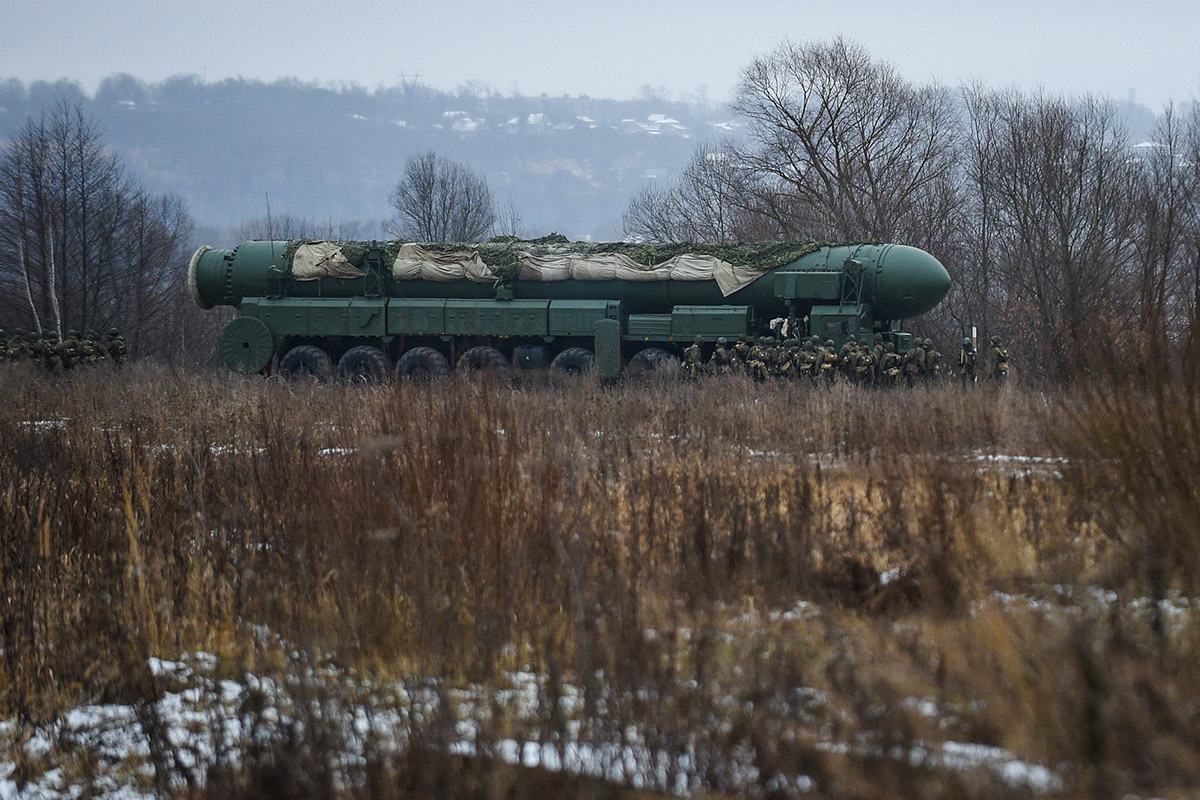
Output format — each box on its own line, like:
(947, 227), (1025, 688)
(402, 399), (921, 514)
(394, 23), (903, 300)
(550, 347), (595, 378)
(278, 345), (334, 380)
(218, 316), (275, 374)
(456, 346), (514, 382)
(624, 347), (681, 381)
(337, 345), (390, 383)
(395, 346), (451, 381)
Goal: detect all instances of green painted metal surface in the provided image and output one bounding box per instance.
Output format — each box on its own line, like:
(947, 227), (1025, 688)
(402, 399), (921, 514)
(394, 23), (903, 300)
(548, 300), (619, 337)
(444, 299), (549, 337)
(625, 314), (673, 341)
(593, 318), (621, 380)
(670, 305), (753, 340)
(388, 299), (446, 336)
(218, 315), (274, 373)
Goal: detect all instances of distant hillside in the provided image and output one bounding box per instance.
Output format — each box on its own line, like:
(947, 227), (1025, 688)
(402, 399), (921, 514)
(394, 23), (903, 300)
(0, 76), (743, 244)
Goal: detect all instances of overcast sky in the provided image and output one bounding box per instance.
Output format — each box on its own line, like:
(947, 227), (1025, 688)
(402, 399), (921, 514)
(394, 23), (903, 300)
(3, 0), (1197, 109)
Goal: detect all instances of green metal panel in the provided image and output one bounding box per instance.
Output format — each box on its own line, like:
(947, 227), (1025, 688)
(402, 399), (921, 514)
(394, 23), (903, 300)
(245, 298), (351, 337)
(810, 305), (871, 345)
(625, 314), (673, 341)
(387, 298), (446, 335)
(346, 298), (386, 335)
(444, 299), (549, 337)
(548, 299), (620, 337)
(671, 305), (752, 340)
(774, 271), (841, 301)
(594, 318), (621, 380)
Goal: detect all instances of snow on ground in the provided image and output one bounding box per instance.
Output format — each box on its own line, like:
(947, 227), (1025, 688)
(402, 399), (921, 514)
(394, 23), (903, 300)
(0, 595), (1104, 800)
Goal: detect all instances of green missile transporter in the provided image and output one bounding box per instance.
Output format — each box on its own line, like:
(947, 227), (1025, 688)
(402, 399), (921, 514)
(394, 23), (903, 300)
(189, 238), (951, 381)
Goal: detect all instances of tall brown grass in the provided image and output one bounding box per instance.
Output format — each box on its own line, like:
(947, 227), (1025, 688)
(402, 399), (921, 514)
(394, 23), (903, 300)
(1, 364), (1198, 798)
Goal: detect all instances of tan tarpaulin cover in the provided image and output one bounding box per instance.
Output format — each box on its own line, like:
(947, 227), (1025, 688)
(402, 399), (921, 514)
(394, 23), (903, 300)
(714, 262), (773, 296)
(390, 245), (771, 296)
(516, 252), (770, 296)
(391, 243), (497, 283)
(291, 242), (366, 281)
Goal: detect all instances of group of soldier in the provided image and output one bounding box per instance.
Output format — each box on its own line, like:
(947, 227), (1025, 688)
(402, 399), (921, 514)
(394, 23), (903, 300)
(682, 332), (1009, 386)
(1, 328), (127, 371)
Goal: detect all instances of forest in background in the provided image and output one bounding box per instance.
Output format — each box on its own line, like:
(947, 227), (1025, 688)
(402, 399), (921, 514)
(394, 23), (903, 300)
(0, 39), (1194, 379)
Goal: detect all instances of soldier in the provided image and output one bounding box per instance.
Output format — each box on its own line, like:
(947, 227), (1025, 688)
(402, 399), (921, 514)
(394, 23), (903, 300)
(732, 335), (751, 371)
(924, 338), (942, 381)
(872, 333), (886, 367)
(986, 334), (1009, 382)
(958, 337), (977, 385)
(747, 337), (771, 382)
(880, 342), (902, 387)
(776, 339), (799, 380)
(800, 339), (818, 380)
(106, 328), (127, 365)
(63, 330), (82, 370)
(683, 336), (704, 380)
(903, 339), (927, 387)
(839, 335), (857, 383)
(709, 337), (733, 376)
(821, 338), (838, 382)
(81, 330), (105, 365)
(855, 343), (876, 386)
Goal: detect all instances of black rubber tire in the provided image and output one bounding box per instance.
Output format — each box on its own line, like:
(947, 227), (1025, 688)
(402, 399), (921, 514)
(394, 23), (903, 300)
(624, 347), (681, 381)
(337, 345), (390, 383)
(278, 345), (334, 380)
(456, 346), (514, 382)
(550, 347), (595, 378)
(395, 346), (451, 381)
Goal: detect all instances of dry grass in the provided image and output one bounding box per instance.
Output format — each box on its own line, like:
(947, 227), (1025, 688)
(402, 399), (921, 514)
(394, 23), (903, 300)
(1, 364), (1198, 799)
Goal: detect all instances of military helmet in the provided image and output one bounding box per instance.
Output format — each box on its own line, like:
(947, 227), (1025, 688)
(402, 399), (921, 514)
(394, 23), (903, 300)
(109, 328), (119, 337)
(847, 334), (856, 342)
(717, 337), (727, 345)
(924, 338), (933, 347)
(963, 337), (972, 347)
(759, 336), (772, 346)
(824, 338), (834, 347)
(67, 329), (79, 339)
(874, 333), (883, 343)
(810, 335), (821, 346)
(694, 336), (703, 344)
(991, 334), (1001, 344)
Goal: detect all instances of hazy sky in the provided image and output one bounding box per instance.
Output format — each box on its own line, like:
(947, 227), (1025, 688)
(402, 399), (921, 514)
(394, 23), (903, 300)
(3, 0), (1198, 109)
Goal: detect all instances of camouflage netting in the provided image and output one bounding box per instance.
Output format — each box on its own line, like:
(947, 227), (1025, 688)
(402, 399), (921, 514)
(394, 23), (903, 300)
(281, 238), (848, 296)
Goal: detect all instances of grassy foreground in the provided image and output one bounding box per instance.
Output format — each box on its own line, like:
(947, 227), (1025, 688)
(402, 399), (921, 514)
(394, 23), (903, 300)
(2, 364), (1199, 799)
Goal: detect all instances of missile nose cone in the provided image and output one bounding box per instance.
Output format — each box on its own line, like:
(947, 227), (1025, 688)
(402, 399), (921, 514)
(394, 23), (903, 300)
(874, 245), (951, 319)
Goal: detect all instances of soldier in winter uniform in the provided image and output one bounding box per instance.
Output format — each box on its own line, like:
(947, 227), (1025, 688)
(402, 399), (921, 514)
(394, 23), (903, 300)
(709, 337), (733, 375)
(986, 334), (1009, 382)
(682, 336), (704, 380)
(958, 337), (977, 384)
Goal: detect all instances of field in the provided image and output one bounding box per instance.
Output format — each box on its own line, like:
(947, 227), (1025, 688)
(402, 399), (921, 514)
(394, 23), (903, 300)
(2, 365), (1199, 799)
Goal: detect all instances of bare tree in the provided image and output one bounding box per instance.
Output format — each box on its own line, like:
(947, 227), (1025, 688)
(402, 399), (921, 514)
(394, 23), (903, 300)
(0, 100), (193, 355)
(622, 142), (776, 242)
(731, 36), (960, 241)
(386, 151), (495, 242)
(496, 194), (524, 239)
(229, 214), (380, 243)
(980, 93), (1140, 374)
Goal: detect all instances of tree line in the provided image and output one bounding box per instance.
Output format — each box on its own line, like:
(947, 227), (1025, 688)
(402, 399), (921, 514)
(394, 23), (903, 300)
(0, 101), (202, 361)
(4, 40), (1198, 377)
(623, 37), (1200, 381)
